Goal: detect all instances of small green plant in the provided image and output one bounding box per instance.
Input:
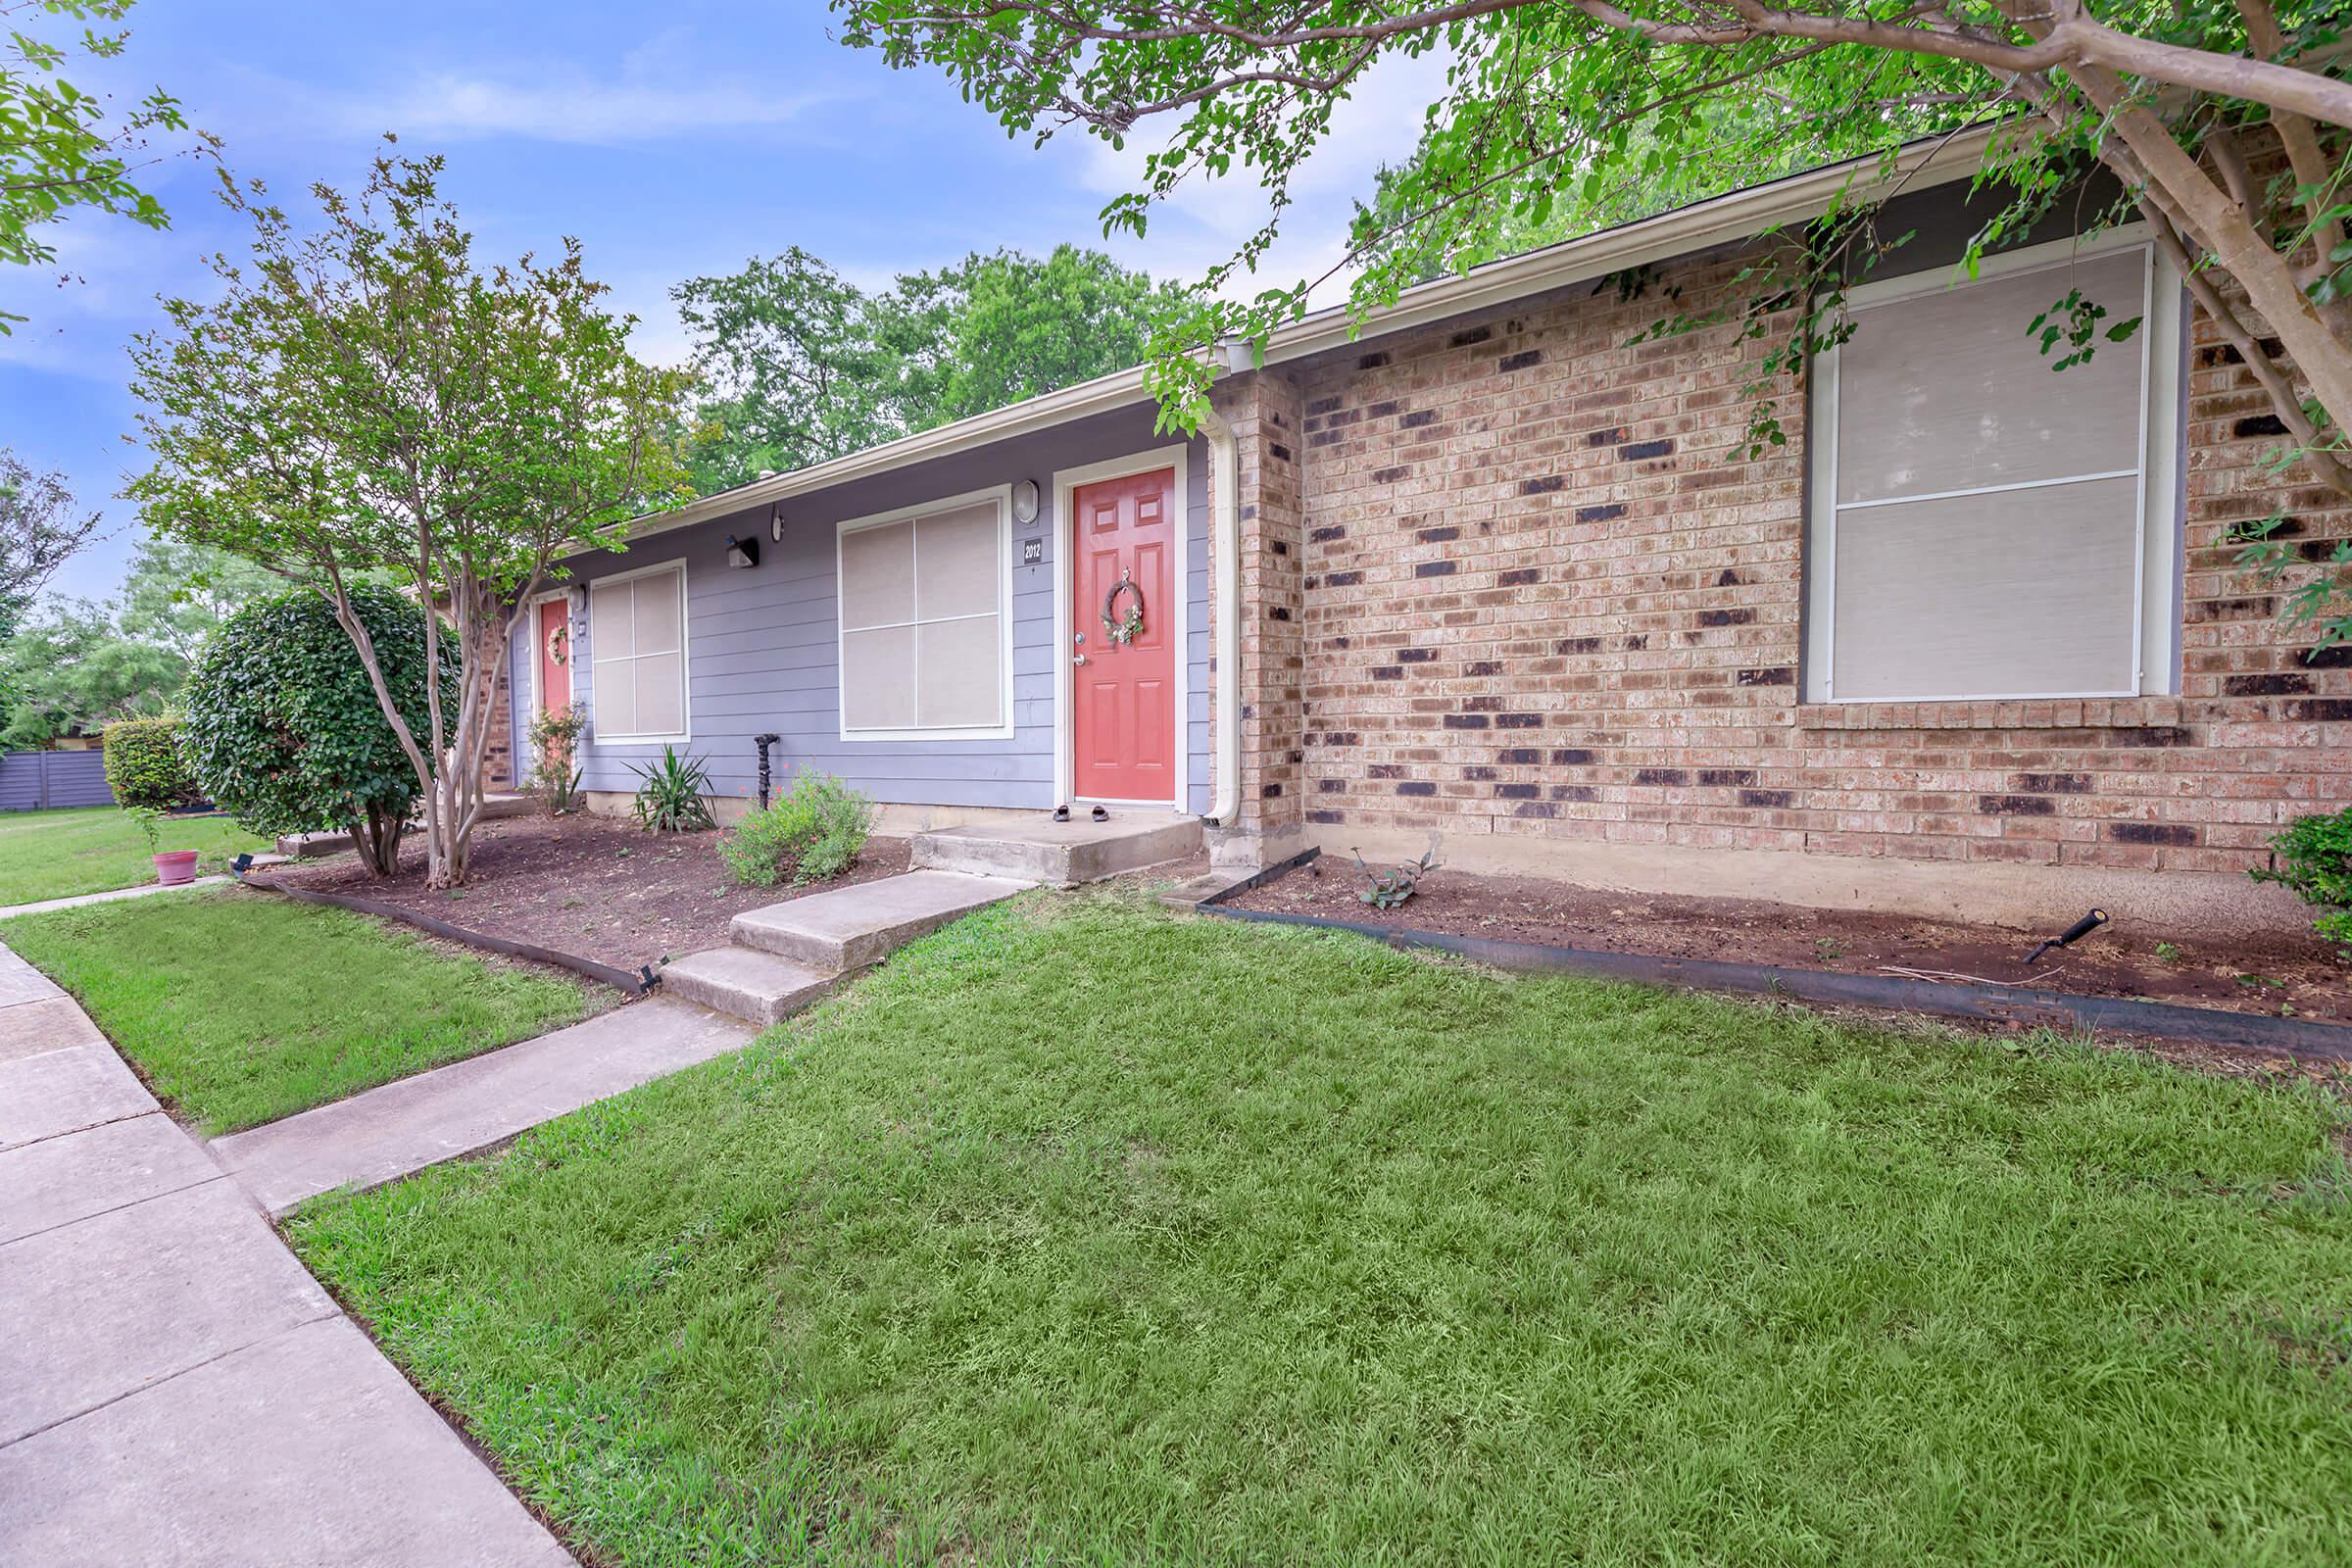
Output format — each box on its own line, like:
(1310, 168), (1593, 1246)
(2154, 941), (2181, 963)
(720, 771), (875, 887)
(102, 715), (199, 811)
(1352, 833), (1442, 910)
(525, 706), (588, 816)
(629, 746), (717, 833)
(1814, 936), (1844, 962)
(126, 804), (164, 856)
(2251, 808), (2352, 950)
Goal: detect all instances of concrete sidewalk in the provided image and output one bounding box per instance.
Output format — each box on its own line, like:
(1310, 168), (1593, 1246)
(0, 875), (230, 920)
(0, 940), (574, 1568)
(212, 997), (755, 1216)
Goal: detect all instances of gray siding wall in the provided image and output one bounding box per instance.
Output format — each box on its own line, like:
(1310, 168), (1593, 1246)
(515, 403), (1210, 815)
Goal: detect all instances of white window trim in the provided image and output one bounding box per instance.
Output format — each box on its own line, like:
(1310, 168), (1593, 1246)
(1051, 445), (1193, 813)
(584, 557), (693, 747)
(1803, 224), (2183, 704)
(834, 483), (1017, 744)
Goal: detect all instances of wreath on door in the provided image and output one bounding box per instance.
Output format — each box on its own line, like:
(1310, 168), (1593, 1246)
(1101, 577), (1146, 646)
(543, 620), (570, 667)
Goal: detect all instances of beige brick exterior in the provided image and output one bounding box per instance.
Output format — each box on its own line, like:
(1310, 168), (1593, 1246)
(1216, 247), (2352, 925)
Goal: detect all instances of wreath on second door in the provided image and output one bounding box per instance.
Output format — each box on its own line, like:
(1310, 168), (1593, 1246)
(544, 621), (569, 667)
(1101, 577), (1146, 646)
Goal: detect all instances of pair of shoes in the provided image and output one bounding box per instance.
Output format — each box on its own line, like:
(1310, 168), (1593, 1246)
(1051, 805), (1070, 823)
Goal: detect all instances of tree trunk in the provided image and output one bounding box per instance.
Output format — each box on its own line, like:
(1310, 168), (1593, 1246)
(347, 808), (405, 877)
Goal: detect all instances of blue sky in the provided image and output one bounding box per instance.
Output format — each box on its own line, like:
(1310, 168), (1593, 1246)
(4, 1), (1434, 606)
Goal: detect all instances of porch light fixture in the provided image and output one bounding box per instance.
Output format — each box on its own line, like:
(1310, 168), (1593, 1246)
(769, 504), (786, 543)
(725, 533), (760, 570)
(1011, 478), (1041, 525)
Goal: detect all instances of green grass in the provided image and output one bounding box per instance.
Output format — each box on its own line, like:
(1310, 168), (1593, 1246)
(0, 804), (270, 906)
(2, 886), (598, 1134)
(290, 895), (2352, 1567)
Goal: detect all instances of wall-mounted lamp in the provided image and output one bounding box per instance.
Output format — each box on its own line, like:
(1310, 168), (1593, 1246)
(769, 504), (786, 544)
(1011, 478), (1041, 525)
(725, 533), (760, 569)
(565, 584), (587, 616)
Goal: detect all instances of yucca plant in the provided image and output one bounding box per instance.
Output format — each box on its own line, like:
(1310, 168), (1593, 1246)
(629, 745), (716, 833)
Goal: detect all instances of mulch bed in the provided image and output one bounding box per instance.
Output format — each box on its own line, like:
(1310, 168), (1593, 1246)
(252, 815), (911, 974)
(1225, 856), (2351, 1026)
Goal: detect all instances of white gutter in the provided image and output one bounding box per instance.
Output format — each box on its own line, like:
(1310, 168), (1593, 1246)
(1197, 395), (1241, 828)
(591, 125), (1998, 556)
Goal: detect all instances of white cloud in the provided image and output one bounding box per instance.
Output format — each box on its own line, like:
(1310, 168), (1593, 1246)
(356, 72), (849, 146)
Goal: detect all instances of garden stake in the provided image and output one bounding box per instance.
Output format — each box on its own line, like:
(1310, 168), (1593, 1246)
(754, 733), (782, 809)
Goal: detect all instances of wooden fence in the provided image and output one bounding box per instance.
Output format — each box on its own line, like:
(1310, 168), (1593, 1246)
(0, 751), (115, 811)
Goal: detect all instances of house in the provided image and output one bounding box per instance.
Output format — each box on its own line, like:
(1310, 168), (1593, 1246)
(507, 128), (2352, 933)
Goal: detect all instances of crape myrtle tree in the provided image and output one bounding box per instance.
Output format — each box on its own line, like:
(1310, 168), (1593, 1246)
(835, 0), (2352, 649)
(127, 149), (690, 888)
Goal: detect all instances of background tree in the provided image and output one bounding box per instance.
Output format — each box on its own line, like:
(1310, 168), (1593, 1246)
(128, 148), (690, 888)
(181, 584), (456, 877)
(674, 243), (1175, 492)
(0, 533), (276, 747)
(2, 0), (210, 329)
(0, 448), (101, 638)
(836, 0), (2352, 647)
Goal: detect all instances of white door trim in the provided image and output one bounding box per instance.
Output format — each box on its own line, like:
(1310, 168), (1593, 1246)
(1051, 444), (1192, 812)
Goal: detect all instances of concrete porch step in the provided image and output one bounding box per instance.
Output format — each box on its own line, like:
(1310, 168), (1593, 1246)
(731, 870), (1030, 971)
(910, 814), (1200, 887)
(659, 947), (838, 1025)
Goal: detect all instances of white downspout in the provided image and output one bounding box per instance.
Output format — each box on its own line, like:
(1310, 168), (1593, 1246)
(1198, 398), (1242, 828)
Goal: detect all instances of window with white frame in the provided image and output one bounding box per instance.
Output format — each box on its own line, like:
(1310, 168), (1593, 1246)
(837, 490), (1011, 739)
(1804, 234), (2182, 703)
(587, 561), (688, 742)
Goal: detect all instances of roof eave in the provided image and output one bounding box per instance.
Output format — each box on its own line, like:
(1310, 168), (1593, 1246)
(589, 123), (1997, 554)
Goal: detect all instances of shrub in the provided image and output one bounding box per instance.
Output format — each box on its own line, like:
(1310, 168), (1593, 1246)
(180, 585), (456, 876)
(525, 705), (586, 815)
(720, 771), (874, 887)
(102, 715), (199, 810)
(630, 745), (717, 833)
(2252, 807), (2352, 949)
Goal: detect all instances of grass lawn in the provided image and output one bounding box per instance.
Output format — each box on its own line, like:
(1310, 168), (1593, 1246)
(2, 886), (599, 1134)
(0, 804), (271, 906)
(291, 896), (2352, 1567)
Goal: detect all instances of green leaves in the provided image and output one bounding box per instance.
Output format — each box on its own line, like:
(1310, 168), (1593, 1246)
(179, 585), (453, 862)
(629, 746), (718, 834)
(2250, 807), (2352, 950)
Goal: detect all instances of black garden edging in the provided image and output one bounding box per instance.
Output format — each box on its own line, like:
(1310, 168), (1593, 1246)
(1197, 856), (2352, 1065)
(241, 877), (656, 997)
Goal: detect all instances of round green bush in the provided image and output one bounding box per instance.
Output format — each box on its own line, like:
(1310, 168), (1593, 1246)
(720, 771), (874, 887)
(101, 715), (198, 810)
(2253, 806), (2352, 949)
(180, 585), (457, 875)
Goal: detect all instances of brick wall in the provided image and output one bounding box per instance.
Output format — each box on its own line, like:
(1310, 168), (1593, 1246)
(1210, 368), (1308, 860)
(1279, 249), (2352, 887)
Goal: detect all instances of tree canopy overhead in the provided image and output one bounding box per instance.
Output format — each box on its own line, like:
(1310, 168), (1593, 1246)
(1, 0), (211, 330)
(673, 241), (1180, 493)
(837, 0), (2352, 644)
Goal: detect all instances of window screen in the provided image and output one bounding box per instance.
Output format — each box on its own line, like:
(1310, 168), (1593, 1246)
(839, 498), (1006, 735)
(1815, 245), (2158, 702)
(588, 564), (687, 741)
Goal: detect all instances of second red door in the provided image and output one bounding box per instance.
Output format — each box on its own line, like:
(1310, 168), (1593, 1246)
(1071, 467), (1176, 805)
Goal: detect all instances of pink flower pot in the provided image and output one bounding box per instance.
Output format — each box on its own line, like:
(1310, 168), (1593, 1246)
(153, 850), (201, 886)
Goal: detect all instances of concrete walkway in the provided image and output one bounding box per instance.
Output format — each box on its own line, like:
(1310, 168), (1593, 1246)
(0, 940), (574, 1567)
(0, 874), (230, 920)
(212, 997), (755, 1216)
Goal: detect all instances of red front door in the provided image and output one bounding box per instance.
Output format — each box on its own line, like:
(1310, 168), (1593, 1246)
(1072, 467), (1177, 804)
(537, 597), (571, 714)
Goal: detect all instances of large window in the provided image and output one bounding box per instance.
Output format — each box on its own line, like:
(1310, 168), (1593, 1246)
(1804, 234), (2182, 703)
(587, 561), (688, 743)
(837, 488), (1012, 740)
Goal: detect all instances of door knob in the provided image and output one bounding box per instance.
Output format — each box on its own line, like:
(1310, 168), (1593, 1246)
(1073, 653), (1090, 666)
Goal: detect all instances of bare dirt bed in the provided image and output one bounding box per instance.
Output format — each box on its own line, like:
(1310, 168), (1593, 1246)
(1225, 855), (2352, 1025)
(254, 815), (910, 973)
